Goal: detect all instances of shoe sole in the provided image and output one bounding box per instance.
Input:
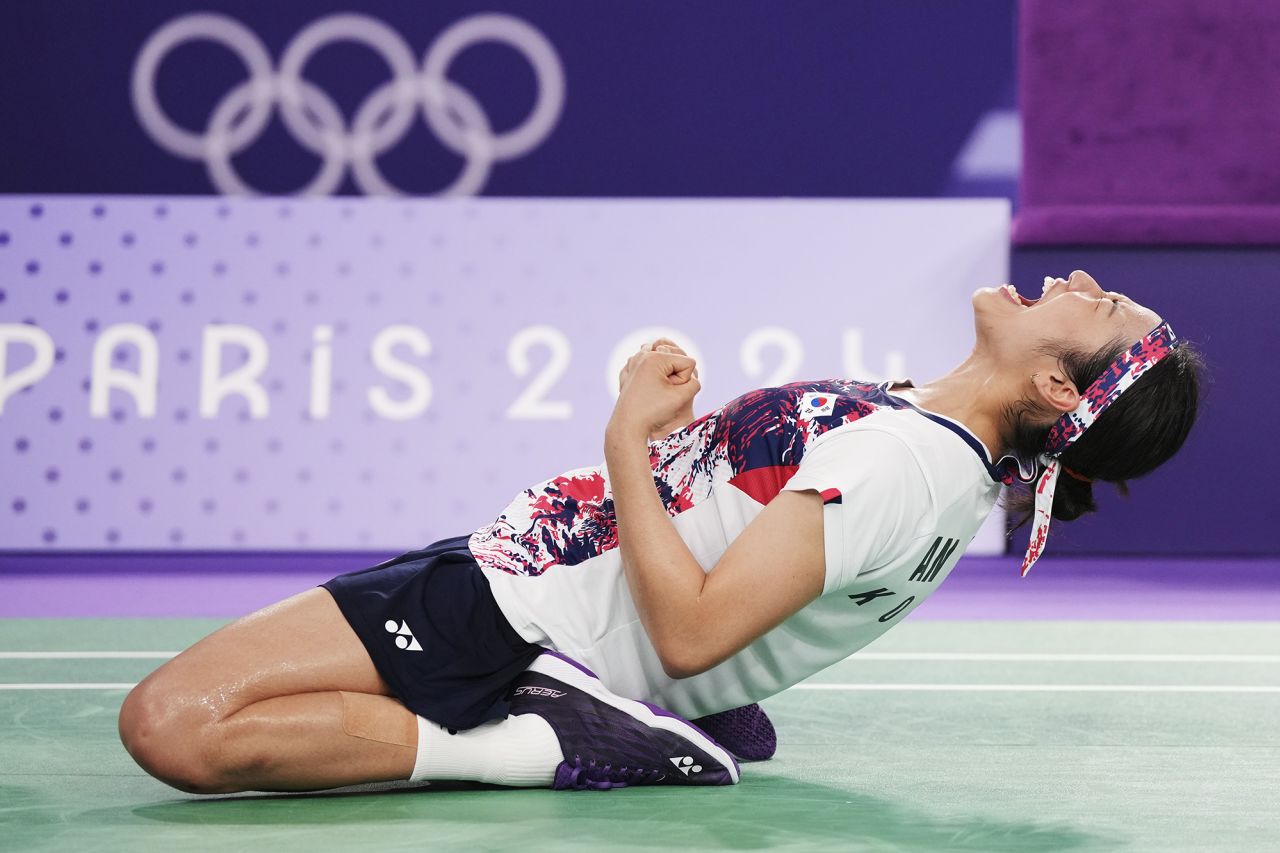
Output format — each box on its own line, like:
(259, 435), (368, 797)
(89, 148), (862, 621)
(530, 651), (740, 785)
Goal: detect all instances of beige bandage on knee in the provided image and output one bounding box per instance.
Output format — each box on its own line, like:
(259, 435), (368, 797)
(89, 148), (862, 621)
(339, 691), (418, 748)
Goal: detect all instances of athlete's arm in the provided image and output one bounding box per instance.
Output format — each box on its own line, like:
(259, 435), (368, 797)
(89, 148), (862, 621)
(605, 350), (825, 679)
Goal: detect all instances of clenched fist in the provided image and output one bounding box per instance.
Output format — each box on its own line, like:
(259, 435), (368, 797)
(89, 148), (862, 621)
(612, 337), (701, 442)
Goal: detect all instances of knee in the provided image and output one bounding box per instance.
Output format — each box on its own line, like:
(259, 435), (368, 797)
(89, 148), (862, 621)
(118, 678), (234, 794)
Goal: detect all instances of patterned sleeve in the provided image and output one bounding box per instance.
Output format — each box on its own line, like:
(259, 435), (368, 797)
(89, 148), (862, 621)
(779, 428), (931, 595)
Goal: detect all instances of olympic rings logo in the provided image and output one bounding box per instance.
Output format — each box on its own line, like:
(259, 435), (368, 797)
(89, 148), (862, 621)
(131, 13), (565, 196)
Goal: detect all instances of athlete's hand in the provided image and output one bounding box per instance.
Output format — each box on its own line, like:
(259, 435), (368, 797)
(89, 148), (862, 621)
(609, 343), (700, 444)
(617, 338), (699, 441)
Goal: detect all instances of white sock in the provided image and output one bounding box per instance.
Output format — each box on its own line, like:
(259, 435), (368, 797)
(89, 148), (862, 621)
(410, 713), (563, 787)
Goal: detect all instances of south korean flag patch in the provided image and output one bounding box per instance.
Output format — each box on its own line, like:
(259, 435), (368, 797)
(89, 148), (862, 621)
(799, 391), (838, 418)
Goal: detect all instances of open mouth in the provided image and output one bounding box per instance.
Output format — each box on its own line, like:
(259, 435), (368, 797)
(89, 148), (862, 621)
(999, 283), (1037, 308)
(1001, 276), (1065, 308)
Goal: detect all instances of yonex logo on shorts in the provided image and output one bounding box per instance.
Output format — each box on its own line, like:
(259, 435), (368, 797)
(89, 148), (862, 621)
(512, 685), (566, 698)
(384, 619), (422, 652)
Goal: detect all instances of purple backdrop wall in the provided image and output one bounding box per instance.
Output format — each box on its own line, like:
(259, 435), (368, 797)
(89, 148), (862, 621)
(2, 0), (1272, 563)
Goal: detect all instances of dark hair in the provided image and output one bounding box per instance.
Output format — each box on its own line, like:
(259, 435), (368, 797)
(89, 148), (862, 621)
(1001, 336), (1207, 531)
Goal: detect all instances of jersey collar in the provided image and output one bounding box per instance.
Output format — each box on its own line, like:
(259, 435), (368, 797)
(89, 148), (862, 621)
(877, 379), (1028, 485)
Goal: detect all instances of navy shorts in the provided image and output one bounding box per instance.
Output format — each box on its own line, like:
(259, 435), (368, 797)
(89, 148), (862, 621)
(320, 534), (543, 731)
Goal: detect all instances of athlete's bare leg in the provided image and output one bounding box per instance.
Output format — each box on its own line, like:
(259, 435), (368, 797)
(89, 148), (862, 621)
(118, 588), (419, 794)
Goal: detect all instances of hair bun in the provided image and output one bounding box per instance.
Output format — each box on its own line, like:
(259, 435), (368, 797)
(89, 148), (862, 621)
(1051, 473), (1096, 522)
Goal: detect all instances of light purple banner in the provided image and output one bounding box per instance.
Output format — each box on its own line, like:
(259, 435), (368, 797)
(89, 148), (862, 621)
(0, 197), (1008, 551)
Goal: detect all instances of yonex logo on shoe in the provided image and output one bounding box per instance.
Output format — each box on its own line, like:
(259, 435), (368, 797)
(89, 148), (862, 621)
(513, 686), (566, 698)
(670, 756), (702, 775)
(384, 619), (422, 652)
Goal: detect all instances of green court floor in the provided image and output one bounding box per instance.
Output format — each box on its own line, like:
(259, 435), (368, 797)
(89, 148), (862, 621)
(2, 620), (1277, 852)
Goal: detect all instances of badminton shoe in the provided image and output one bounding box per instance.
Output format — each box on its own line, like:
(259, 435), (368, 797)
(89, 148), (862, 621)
(692, 703), (777, 761)
(508, 651), (740, 790)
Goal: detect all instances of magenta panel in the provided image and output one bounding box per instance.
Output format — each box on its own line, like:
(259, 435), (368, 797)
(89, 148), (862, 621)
(1016, 0), (1280, 245)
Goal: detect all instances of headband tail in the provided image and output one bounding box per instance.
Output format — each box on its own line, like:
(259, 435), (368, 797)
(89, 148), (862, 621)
(1020, 459), (1060, 577)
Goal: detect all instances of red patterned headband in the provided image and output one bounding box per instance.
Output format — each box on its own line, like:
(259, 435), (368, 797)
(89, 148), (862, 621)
(1020, 321), (1179, 577)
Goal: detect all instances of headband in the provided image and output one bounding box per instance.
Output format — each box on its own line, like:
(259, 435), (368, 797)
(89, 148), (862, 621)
(1019, 320), (1180, 577)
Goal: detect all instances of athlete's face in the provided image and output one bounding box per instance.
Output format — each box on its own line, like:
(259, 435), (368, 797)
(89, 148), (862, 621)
(972, 269), (1163, 363)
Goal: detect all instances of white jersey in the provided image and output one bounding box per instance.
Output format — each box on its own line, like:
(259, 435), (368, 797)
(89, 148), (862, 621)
(469, 378), (1007, 719)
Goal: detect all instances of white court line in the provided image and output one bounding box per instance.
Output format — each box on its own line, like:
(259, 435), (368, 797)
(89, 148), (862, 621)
(2, 682), (1279, 694)
(851, 653), (1280, 663)
(0, 683), (135, 690)
(794, 684), (1280, 693)
(0, 650), (179, 655)
(4, 651), (1280, 663)
(0, 650), (177, 655)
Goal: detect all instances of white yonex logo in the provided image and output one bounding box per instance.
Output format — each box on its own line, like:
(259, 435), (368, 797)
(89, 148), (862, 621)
(669, 756), (702, 775)
(131, 12), (565, 196)
(384, 619), (422, 652)
(512, 686), (566, 698)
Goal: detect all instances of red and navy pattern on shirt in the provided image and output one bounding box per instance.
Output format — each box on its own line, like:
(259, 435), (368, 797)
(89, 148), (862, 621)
(469, 379), (909, 576)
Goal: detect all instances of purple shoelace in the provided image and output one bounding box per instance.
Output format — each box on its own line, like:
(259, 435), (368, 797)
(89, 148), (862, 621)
(553, 756), (667, 791)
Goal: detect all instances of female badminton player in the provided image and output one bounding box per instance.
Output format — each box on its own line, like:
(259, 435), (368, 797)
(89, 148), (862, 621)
(118, 269), (1203, 794)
